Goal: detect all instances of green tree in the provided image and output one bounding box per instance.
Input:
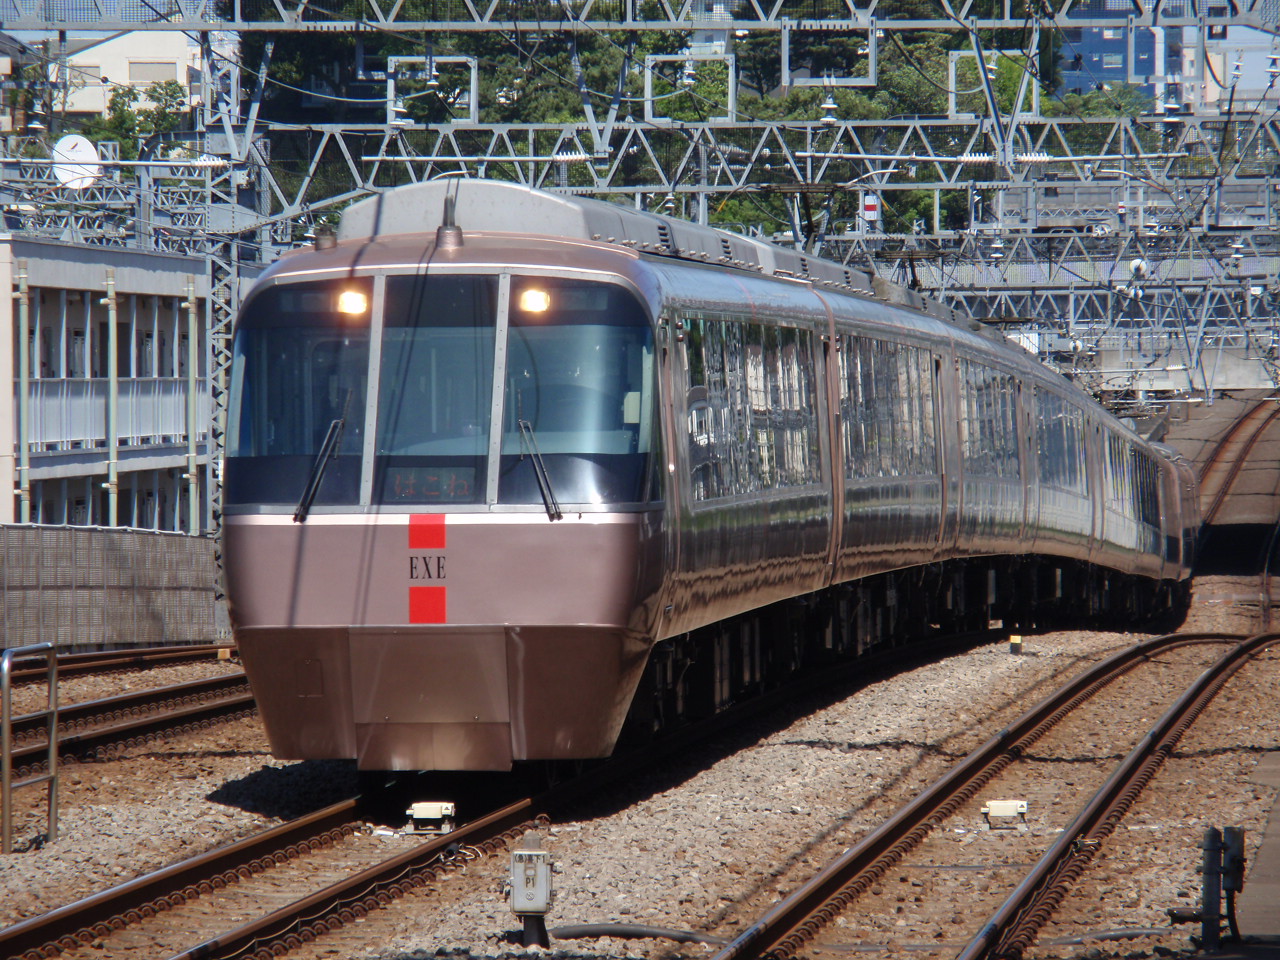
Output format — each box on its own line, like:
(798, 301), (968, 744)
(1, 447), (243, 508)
(139, 80), (187, 136)
(1044, 83), (1152, 118)
(82, 81), (190, 161)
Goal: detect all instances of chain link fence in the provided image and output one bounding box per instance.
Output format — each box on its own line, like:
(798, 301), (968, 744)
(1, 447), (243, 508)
(0, 525), (228, 651)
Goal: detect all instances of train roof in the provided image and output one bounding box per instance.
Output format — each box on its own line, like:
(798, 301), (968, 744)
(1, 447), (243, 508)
(337, 179), (964, 328)
(268, 181), (1163, 454)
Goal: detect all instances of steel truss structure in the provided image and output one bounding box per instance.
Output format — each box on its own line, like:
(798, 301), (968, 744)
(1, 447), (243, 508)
(0, 0), (1274, 34)
(1, 0), (1279, 414)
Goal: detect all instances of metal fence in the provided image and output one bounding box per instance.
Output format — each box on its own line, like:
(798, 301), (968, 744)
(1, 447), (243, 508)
(0, 525), (227, 651)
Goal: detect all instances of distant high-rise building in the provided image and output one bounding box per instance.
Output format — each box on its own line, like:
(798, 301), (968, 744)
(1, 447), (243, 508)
(1056, 20), (1172, 104)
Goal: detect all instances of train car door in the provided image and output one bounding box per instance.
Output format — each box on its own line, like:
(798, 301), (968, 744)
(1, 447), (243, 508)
(1086, 421), (1106, 565)
(653, 311), (684, 638)
(813, 294), (843, 586)
(936, 347), (961, 555)
(1023, 385), (1042, 554)
(1017, 379), (1037, 541)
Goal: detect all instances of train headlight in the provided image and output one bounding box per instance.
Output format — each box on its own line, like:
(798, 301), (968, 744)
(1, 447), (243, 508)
(519, 288), (551, 314)
(336, 289), (369, 316)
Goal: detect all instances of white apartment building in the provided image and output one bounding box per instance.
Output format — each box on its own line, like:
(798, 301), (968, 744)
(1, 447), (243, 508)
(1, 237), (213, 530)
(55, 30), (201, 116)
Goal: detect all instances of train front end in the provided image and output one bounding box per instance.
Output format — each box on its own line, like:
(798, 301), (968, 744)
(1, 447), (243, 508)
(222, 236), (665, 771)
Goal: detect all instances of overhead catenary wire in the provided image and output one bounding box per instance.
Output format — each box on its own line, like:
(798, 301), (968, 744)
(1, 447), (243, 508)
(11, 0), (1274, 278)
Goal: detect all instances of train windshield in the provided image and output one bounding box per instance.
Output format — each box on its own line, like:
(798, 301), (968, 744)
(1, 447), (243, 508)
(225, 278), (372, 507)
(374, 275), (498, 504)
(226, 272), (655, 511)
(499, 277), (655, 506)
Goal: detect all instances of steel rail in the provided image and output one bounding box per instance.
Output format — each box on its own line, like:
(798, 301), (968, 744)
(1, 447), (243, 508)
(1196, 400), (1276, 485)
(1260, 520), (1280, 631)
(8, 674), (250, 747)
(169, 800), (543, 960)
(959, 632), (1280, 960)
(155, 635), (983, 960)
(7, 684), (256, 779)
(0, 800), (362, 960)
(7, 645), (236, 685)
(1197, 397), (1280, 529)
(1193, 396), (1280, 629)
(1255, 426), (1280, 630)
(2, 629), (996, 960)
(704, 631), (1243, 960)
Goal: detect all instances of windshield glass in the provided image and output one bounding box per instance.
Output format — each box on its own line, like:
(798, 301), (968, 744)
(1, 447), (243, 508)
(500, 277), (655, 506)
(225, 271), (656, 511)
(225, 278), (371, 507)
(373, 275), (498, 504)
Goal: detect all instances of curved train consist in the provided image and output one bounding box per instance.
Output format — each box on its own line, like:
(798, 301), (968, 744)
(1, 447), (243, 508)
(223, 180), (1197, 772)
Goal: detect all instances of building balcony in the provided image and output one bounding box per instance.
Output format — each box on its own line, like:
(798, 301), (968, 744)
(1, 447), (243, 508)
(18, 377), (210, 451)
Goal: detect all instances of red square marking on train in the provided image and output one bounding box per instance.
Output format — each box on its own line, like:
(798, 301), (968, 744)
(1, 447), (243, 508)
(409, 514), (446, 549)
(409, 586), (447, 624)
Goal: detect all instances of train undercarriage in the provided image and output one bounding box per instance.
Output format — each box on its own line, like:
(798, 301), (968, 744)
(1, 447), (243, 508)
(623, 557), (1189, 746)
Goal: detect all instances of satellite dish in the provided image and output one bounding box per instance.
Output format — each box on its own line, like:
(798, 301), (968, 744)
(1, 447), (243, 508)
(51, 135), (102, 190)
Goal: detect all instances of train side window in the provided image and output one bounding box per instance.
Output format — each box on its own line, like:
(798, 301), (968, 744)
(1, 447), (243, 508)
(915, 348), (938, 473)
(685, 315), (821, 502)
(754, 323), (822, 491)
(1036, 388), (1087, 495)
(684, 315), (720, 501)
(786, 326), (823, 486)
(1002, 375), (1018, 476)
(961, 357), (1019, 479)
(1105, 431), (1135, 520)
(1135, 449), (1160, 528)
(745, 322), (772, 490)
(843, 337), (885, 479)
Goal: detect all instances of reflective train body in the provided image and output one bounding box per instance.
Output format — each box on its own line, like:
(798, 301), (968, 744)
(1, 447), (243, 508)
(223, 180), (1196, 772)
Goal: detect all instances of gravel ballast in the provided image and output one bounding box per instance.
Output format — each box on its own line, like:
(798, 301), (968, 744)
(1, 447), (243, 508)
(1, 590), (1275, 960)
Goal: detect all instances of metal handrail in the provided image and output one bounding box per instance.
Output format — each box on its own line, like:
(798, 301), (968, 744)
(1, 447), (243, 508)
(2, 643), (59, 854)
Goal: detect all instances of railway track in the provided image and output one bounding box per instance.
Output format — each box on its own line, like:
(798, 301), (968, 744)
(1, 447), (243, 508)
(0, 799), (365, 959)
(6, 645), (236, 686)
(1197, 396), (1280, 529)
(1192, 396), (1280, 630)
(3, 760), (556, 959)
(1, 794), (540, 960)
(954, 632), (1275, 959)
(1, 631), (998, 960)
(1263, 525), (1280, 631)
(5, 674), (255, 781)
(10, 628), (1261, 960)
(704, 631), (1275, 960)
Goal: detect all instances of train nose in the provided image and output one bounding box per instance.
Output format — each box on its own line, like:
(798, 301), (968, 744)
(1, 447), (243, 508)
(349, 627), (514, 770)
(236, 623), (651, 771)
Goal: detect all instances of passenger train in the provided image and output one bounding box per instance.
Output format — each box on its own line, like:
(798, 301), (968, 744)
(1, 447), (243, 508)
(222, 179), (1197, 773)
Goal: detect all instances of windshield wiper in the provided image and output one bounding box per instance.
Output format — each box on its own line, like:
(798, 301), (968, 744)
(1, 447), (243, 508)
(518, 418), (563, 521)
(293, 417), (346, 523)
